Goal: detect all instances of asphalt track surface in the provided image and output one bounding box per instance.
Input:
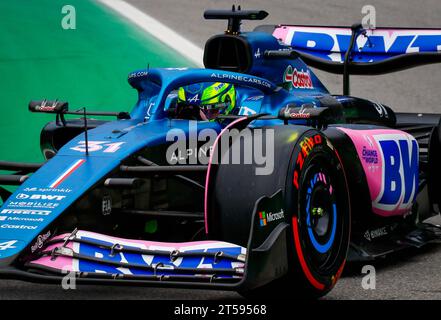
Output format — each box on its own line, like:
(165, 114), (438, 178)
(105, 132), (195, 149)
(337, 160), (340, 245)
(1, 0), (441, 300)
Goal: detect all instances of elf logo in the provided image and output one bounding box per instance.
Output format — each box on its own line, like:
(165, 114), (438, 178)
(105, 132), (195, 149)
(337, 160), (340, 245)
(374, 134), (419, 213)
(16, 194), (66, 201)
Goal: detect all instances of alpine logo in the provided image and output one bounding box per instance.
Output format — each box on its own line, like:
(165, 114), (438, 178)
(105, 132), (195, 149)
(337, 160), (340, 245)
(188, 94), (200, 103)
(284, 66), (314, 89)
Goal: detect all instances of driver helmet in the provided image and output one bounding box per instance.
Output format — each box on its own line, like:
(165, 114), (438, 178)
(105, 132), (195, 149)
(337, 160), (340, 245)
(177, 82), (236, 120)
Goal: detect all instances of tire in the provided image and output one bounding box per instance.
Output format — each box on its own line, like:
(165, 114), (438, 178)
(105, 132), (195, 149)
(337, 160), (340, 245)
(285, 131), (350, 298)
(207, 127), (350, 299)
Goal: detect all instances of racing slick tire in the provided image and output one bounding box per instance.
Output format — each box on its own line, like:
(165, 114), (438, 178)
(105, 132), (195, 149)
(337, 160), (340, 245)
(207, 126), (350, 299)
(284, 130), (350, 298)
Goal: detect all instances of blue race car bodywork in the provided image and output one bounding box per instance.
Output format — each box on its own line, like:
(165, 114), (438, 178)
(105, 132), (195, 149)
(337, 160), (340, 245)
(0, 8), (440, 298)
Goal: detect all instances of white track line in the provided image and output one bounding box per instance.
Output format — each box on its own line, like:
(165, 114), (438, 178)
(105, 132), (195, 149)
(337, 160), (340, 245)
(97, 0), (204, 66)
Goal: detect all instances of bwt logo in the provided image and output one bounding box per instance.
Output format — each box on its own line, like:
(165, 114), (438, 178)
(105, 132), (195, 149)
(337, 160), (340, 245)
(374, 134), (419, 213)
(16, 194), (66, 201)
(286, 30), (441, 62)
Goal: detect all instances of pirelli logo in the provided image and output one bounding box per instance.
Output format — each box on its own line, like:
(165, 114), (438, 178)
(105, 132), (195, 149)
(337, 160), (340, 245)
(1, 209), (51, 216)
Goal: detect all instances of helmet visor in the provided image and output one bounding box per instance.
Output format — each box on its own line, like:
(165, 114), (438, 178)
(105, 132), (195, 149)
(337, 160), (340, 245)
(200, 102), (229, 120)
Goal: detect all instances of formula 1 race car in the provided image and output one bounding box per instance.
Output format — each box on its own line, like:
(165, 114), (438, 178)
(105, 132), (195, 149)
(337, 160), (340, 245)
(0, 7), (440, 299)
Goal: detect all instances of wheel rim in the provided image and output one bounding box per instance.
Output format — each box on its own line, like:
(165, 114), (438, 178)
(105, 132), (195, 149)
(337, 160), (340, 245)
(297, 154), (347, 276)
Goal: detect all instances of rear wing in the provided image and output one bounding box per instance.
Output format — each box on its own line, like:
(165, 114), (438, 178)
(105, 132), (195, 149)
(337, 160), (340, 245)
(256, 24), (441, 94)
(257, 25), (441, 74)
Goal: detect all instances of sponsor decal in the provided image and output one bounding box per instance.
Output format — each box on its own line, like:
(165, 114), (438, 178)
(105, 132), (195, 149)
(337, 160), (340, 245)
(0, 216), (43, 223)
(267, 209), (285, 222)
(293, 134), (323, 189)
(259, 211), (267, 226)
(36, 105), (56, 112)
(276, 27), (441, 62)
(364, 227), (388, 241)
(283, 105), (311, 119)
(128, 71), (148, 79)
(169, 146), (214, 163)
(259, 209), (285, 227)
(16, 194), (66, 201)
(1, 209), (51, 216)
(24, 187), (72, 193)
(362, 146), (379, 164)
(9, 201), (59, 209)
(0, 224), (38, 230)
(338, 128), (419, 216)
(31, 230), (51, 253)
(210, 73), (272, 89)
(48, 159), (85, 188)
(284, 65), (314, 89)
(375, 135), (419, 211)
(76, 235), (245, 275)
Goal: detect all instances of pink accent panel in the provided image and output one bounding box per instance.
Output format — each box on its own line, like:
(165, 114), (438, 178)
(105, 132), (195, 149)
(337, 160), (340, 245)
(49, 231), (231, 249)
(272, 26), (290, 42)
(204, 117), (249, 234)
(31, 242), (75, 270)
(31, 256), (74, 271)
(337, 127), (417, 217)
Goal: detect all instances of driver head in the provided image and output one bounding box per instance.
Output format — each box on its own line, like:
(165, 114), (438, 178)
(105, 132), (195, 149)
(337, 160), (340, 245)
(177, 82), (236, 120)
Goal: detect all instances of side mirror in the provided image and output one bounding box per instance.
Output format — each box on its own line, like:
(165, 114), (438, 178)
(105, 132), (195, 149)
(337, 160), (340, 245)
(29, 100), (68, 114)
(278, 103), (343, 128)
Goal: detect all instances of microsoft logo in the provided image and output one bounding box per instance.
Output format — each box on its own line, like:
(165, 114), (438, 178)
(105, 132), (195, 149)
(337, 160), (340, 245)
(259, 211), (267, 227)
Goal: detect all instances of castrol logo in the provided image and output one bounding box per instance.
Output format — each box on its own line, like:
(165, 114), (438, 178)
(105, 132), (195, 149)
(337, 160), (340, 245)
(284, 65), (314, 89)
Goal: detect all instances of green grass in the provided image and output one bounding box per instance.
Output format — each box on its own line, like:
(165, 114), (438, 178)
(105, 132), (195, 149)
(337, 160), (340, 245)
(0, 0), (194, 162)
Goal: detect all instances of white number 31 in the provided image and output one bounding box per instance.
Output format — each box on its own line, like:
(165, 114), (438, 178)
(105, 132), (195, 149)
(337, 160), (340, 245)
(70, 141), (125, 153)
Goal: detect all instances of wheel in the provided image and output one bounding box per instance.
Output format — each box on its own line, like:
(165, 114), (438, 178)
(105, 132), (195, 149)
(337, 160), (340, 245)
(286, 131), (350, 298)
(206, 127), (350, 298)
